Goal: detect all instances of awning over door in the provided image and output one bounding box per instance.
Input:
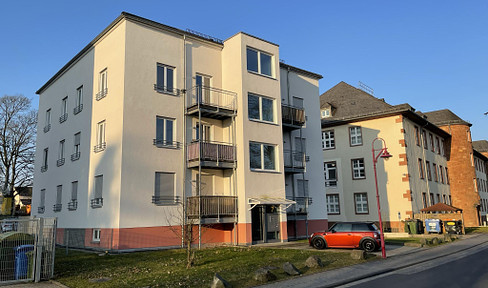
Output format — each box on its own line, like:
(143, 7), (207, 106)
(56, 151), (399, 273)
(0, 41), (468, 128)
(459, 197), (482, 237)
(248, 197), (296, 210)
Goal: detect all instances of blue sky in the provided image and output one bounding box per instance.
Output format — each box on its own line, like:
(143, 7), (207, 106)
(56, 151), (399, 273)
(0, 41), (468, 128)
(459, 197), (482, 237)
(1, 1), (487, 140)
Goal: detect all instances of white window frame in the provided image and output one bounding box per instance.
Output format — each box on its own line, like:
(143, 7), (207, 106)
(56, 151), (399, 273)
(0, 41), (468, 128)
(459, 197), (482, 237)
(324, 161), (337, 187)
(248, 93), (275, 123)
(74, 132), (81, 154)
(75, 86), (83, 114)
(42, 148), (48, 168)
(322, 130), (335, 149)
(97, 120), (106, 146)
(249, 142), (277, 172)
(156, 117), (176, 147)
(61, 97), (68, 115)
(58, 140), (65, 160)
(352, 158), (366, 179)
(326, 194), (340, 214)
(99, 69), (107, 93)
(354, 193), (369, 214)
(349, 126), (362, 146)
(246, 47), (274, 77)
(156, 64), (176, 94)
(154, 172), (177, 205)
(92, 229), (101, 242)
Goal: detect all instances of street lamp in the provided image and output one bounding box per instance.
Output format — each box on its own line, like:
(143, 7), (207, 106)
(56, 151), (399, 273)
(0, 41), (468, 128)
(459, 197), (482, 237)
(372, 137), (392, 259)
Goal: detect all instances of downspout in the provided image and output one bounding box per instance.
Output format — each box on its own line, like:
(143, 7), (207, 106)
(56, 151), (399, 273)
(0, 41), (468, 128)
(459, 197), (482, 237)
(182, 34), (187, 248)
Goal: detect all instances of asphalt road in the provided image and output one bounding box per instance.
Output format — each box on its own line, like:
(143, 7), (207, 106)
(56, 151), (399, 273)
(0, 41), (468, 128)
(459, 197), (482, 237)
(343, 240), (488, 288)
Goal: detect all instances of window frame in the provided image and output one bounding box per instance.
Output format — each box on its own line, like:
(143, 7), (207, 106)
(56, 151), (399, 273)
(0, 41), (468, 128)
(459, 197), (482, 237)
(349, 126), (363, 147)
(418, 158), (425, 179)
(155, 116), (177, 148)
(415, 126), (420, 146)
(422, 192), (427, 209)
(154, 172), (177, 205)
(92, 229), (101, 243)
(422, 130), (428, 149)
(435, 137), (440, 154)
(321, 130), (335, 150)
(433, 163), (438, 182)
(75, 85), (83, 114)
(429, 133), (434, 152)
(354, 193), (369, 214)
(426, 161), (432, 181)
(248, 93), (275, 124)
(156, 63), (176, 95)
(324, 161), (337, 187)
(246, 47), (274, 78)
(326, 194), (340, 215)
(249, 141), (277, 172)
(351, 158), (366, 180)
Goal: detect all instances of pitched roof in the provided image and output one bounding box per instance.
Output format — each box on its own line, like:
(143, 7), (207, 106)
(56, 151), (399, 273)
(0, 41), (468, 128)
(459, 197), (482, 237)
(420, 109), (471, 127)
(420, 202), (463, 213)
(473, 140), (488, 152)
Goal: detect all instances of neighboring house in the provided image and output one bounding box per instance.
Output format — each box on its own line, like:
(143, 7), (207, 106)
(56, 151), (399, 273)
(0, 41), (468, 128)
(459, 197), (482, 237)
(320, 82), (451, 232)
(421, 110), (482, 227)
(31, 12), (327, 250)
(473, 140), (488, 158)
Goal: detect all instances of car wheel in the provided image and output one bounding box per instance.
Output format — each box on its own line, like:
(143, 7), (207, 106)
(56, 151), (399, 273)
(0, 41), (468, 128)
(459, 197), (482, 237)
(361, 239), (376, 252)
(312, 237), (326, 249)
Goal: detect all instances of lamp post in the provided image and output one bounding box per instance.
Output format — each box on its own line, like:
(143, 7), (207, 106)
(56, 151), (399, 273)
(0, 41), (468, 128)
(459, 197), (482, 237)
(372, 137), (392, 259)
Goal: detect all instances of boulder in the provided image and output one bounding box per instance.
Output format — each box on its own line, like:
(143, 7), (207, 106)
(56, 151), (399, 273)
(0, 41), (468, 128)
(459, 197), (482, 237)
(211, 273), (231, 288)
(282, 262), (301, 275)
(443, 234), (452, 242)
(350, 249), (366, 260)
(305, 255), (324, 268)
(419, 238), (428, 245)
(254, 268), (277, 282)
(430, 237), (440, 245)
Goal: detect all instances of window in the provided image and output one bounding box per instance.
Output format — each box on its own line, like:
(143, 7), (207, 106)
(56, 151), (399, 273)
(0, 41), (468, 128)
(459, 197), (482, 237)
(433, 163), (438, 182)
(57, 140), (65, 167)
(440, 139), (445, 156)
(418, 158), (425, 179)
(422, 130), (428, 149)
(68, 181), (78, 211)
(156, 64), (176, 94)
(430, 193), (435, 205)
(247, 47), (273, 77)
(326, 194), (340, 214)
(449, 195), (451, 205)
(195, 122), (211, 142)
(439, 165), (445, 183)
(354, 193), (369, 214)
(349, 126), (362, 146)
(92, 229), (101, 242)
(44, 109), (51, 133)
(292, 96), (304, 109)
(153, 172), (177, 205)
(443, 195), (447, 204)
(324, 161), (337, 187)
(429, 133), (434, 152)
(297, 179), (309, 197)
(39, 189), (46, 213)
(195, 74), (211, 103)
(41, 148), (48, 172)
(321, 130), (335, 149)
(54, 185), (62, 212)
(96, 69), (108, 100)
(436, 194), (441, 204)
(435, 137), (440, 154)
(155, 117), (178, 148)
(72, 132), (81, 161)
(422, 193), (427, 209)
(426, 161), (432, 181)
(91, 175), (103, 208)
(415, 126), (420, 146)
(250, 142), (276, 171)
(321, 109), (330, 118)
(60, 97), (68, 123)
(74, 86), (83, 114)
(248, 93), (274, 122)
(94, 121), (106, 153)
(352, 159), (366, 179)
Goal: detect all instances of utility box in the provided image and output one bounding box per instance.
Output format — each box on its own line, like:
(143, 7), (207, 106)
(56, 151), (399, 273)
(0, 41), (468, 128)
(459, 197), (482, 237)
(425, 219), (443, 234)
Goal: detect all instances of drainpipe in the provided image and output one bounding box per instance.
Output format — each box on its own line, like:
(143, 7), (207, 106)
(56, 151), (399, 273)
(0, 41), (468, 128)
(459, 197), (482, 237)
(181, 34), (187, 248)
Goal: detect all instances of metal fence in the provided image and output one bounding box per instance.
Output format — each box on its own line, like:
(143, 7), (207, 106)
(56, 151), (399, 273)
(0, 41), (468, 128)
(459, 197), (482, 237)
(0, 217), (56, 284)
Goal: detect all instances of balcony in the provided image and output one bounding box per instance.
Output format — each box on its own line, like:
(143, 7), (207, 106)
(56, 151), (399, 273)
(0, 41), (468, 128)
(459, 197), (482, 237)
(59, 113), (68, 123)
(283, 150), (305, 173)
(90, 197), (103, 208)
(41, 165), (48, 173)
(38, 206), (45, 214)
(152, 195), (181, 206)
(43, 124), (51, 133)
(187, 196), (237, 222)
(57, 158), (65, 167)
(53, 204), (62, 212)
(282, 104), (305, 130)
(153, 84), (180, 96)
(71, 152), (80, 161)
(286, 197), (312, 215)
(68, 200), (78, 211)
(73, 104), (83, 115)
(94, 142), (106, 153)
(96, 88), (108, 101)
(153, 139), (181, 149)
(187, 141), (236, 169)
(186, 86), (237, 119)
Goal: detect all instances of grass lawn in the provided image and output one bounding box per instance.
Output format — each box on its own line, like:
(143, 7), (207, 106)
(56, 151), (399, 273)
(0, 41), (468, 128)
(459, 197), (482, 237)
(465, 227), (488, 234)
(54, 246), (375, 288)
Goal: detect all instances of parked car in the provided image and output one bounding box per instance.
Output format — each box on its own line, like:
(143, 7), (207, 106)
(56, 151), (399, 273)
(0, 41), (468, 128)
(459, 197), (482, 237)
(309, 222), (381, 252)
(1, 220), (17, 232)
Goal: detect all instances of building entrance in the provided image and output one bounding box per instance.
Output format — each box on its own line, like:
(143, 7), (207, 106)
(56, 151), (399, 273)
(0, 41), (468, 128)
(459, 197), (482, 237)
(251, 205), (280, 243)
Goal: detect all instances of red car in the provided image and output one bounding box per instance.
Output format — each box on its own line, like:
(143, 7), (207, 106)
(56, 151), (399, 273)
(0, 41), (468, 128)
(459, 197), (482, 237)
(309, 222), (381, 252)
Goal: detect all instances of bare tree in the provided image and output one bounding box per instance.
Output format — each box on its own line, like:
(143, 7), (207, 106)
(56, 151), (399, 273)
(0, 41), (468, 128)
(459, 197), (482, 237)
(0, 95), (37, 215)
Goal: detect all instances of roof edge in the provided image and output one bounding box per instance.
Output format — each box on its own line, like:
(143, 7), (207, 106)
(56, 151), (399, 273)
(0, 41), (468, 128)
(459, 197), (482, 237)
(280, 63), (323, 80)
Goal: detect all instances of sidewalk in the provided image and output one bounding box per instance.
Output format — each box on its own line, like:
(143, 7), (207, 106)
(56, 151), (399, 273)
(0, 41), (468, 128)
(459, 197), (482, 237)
(4, 280), (68, 288)
(257, 234), (488, 288)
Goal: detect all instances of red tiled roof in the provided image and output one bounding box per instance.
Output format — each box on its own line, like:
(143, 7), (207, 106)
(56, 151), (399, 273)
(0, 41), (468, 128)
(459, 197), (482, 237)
(420, 202), (463, 213)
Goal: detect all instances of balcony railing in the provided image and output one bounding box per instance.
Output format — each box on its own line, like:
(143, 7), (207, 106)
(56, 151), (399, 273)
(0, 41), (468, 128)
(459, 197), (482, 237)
(53, 204), (62, 212)
(96, 88), (108, 101)
(73, 104), (83, 115)
(68, 200), (78, 211)
(187, 86), (237, 118)
(287, 197), (312, 214)
(57, 158), (65, 167)
(94, 142), (106, 153)
(187, 196), (237, 218)
(91, 197), (103, 208)
(71, 152), (80, 161)
(283, 150), (305, 172)
(43, 124), (51, 133)
(153, 139), (181, 149)
(59, 113), (68, 123)
(187, 141), (236, 168)
(152, 195), (181, 206)
(41, 165), (48, 172)
(38, 206), (45, 214)
(282, 104), (305, 128)
(154, 84), (180, 96)
(325, 179), (337, 187)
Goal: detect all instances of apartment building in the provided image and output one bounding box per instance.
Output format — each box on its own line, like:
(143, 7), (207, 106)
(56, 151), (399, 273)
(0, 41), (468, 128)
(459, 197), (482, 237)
(31, 12), (327, 250)
(473, 141), (488, 224)
(421, 110), (481, 226)
(320, 82), (451, 232)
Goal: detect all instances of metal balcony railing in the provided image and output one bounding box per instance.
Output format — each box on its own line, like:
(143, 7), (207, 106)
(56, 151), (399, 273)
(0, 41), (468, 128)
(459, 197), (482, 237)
(96, 88), (108, 101)
(71, 152), (80, 161)
(153, 139), (181, 149)
(38, 206), (45, 214)
(287, 197), (312, 214)
(90, 197), (103, 208)
(152, 195), (181, 206)
(73, 104), (83, 115)
(187, 141), (236, 164)
(53, 204), (62, 212)
(325, 179), (337, 187)
(187, 86), (237, 117)
(187, 196), (237, 218)
(282, 104), (305, 128)
(56, 158), (65, 167)
(283, 150), (305, 171)
(94, 142), (106, 153)
(43, 124), (51, 133)
(153, 84), (180, 96)
(59, 113), (68, 123)
(41, 165), (48, 172)
(68, 200), (78, 211)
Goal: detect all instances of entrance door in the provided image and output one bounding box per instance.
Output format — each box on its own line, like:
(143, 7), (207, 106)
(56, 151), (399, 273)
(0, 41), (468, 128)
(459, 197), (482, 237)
(251, 205), (280, 243)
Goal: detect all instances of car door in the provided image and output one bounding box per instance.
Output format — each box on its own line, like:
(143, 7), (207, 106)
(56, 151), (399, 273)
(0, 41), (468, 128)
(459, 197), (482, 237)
(326, 223), (353, 247)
